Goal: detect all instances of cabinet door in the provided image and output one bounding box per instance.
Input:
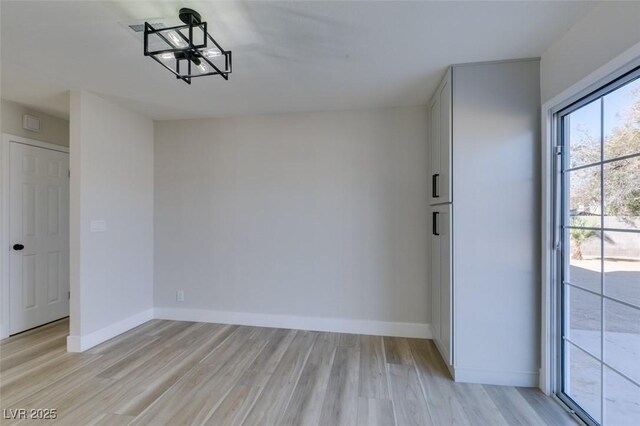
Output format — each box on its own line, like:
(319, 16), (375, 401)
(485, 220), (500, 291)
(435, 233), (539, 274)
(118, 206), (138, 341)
(439, 204), (453, 365)
(429, 95), (441, 204)
(439, 74), (452, 203)
(431, 208), (441, 342)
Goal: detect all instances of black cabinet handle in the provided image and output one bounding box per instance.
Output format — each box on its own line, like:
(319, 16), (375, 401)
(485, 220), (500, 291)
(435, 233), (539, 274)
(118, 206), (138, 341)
(13, 244), (24, 251)
(432, 212), (440, 236)
(432, 174), (440, 198)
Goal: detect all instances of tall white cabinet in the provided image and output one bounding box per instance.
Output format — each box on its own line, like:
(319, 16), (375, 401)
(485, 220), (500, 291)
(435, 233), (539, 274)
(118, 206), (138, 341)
(429, 59), (540, 386)
(429, 68), (453, 365)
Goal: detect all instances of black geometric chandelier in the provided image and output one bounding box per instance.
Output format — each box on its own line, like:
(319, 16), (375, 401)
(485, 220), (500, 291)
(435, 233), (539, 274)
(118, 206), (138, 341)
(144, 8), (232, 84)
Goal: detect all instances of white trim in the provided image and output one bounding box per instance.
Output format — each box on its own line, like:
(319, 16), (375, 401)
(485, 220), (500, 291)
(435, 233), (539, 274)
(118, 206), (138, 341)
(0, 134), (69, 340)
(540, 97), (556, 395)
(65, 306), (429, 352)
(1, 137), (10, 340)
(154, 307), (432, 339)
(2, 133), (69, 153)
(66, 309), (154, 352)
(540, 41), (640, 394)
(453, 366), (539, 387)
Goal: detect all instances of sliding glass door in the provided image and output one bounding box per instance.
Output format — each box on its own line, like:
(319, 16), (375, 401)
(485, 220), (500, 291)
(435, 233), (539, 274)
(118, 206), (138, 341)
(557, 68), (640, 425)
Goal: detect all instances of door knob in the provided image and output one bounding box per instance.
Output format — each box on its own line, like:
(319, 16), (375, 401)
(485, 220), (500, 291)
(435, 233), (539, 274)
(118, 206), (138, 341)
(12, 244), (24, 251)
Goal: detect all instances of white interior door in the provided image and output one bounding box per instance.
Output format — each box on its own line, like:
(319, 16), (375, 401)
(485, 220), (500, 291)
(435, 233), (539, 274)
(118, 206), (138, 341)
(9, 141), (69, 335)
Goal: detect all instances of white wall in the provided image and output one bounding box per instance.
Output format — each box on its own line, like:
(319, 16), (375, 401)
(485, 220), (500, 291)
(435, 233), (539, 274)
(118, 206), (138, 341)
(68, 91), (154, 351)
(154, 107), (430, 334)
(541, 1), (640, 103)
(1, 99), (69, 147)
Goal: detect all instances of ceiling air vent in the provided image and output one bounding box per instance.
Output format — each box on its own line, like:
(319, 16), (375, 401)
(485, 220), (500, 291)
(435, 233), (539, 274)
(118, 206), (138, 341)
(120, 18), (169, 41)
(128, 22), (165, 33)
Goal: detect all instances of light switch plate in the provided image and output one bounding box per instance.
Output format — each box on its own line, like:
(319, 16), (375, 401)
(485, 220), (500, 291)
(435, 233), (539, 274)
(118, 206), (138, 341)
(90, 220), (107, 232)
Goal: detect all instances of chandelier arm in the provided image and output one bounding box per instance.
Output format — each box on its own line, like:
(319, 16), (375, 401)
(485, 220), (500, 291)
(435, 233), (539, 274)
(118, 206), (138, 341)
(150, 54), (191, 84)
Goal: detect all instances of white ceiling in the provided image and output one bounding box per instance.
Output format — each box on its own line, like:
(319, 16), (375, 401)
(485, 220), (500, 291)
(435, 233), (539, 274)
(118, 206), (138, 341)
(1, 1), (593, 121)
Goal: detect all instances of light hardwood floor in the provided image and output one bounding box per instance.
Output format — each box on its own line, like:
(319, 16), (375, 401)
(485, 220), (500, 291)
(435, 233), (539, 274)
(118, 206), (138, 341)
(0, 318), (576, 425)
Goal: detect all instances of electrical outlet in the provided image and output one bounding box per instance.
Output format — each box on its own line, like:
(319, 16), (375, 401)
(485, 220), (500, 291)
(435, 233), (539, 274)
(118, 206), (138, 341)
(176, 290), (185, 302)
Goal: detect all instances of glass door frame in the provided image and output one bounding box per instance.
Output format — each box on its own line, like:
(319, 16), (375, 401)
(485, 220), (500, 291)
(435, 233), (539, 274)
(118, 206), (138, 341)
(554, 66), (640, 426)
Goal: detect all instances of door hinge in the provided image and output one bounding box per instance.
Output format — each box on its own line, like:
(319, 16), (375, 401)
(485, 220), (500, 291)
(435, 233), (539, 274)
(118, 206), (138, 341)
(68, 170), (71, 178)
(68, 291), (71, 300)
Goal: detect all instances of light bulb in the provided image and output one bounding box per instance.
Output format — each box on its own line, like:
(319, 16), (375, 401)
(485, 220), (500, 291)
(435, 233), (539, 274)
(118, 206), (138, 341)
(197, 63), (207, 73)
(203, 49), (221, 58)
(167, 31), (185, 47)
(160, 53), (174, 60)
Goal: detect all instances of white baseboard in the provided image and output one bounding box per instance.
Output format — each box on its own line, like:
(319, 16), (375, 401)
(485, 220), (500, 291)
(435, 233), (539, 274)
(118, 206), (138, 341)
(453, 365), (539, 387)
(154, 307), (431, 339)
(66, 309), (154, 352)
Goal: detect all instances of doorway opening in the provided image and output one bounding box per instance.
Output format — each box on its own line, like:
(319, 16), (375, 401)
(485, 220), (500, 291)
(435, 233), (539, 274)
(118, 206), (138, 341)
(2, 134), (70, 338)
(555, 67), (640, 425)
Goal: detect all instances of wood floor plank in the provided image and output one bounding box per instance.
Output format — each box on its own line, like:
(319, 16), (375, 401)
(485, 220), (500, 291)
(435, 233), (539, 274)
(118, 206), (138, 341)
(383, 337), (413, 365)
(0, 351), (101, 407)
(517, 387), (576, 426)
(33, 323), (238, 423)
(339, 333), (360, 348)
(132, 338), (267, 425)
(0, 345), (67, 383)
(157, 321), (210, 348)
(318, 345), (361, 426)
(0, 319), (69, 357)
(151, 320), (197, 338)
(95, 321), (209, 380)
(203, 385), (263, 426)
(356, 397), (395, 426)
(0, 335), (68, 372)
(114, 324), (240, 417)
(236, 328), (296, 388)
(387, 363), (434, 426)
(484, 384), (548, 426)
(13, 377), (114, 425)
(408, 338), (471, 425)
(452, 383), (509, 426)
(246, 326), (280, 340)
(279, 332), (339, 426)
(88, 412), (135, 426)
(359, 335), (389, 399)
(95, 339), (167, 380)
(54, 345), (189, 423)
(243, 331), (318, 425)
(3, 334), (159, 409)
(200, 325), (257, 365)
